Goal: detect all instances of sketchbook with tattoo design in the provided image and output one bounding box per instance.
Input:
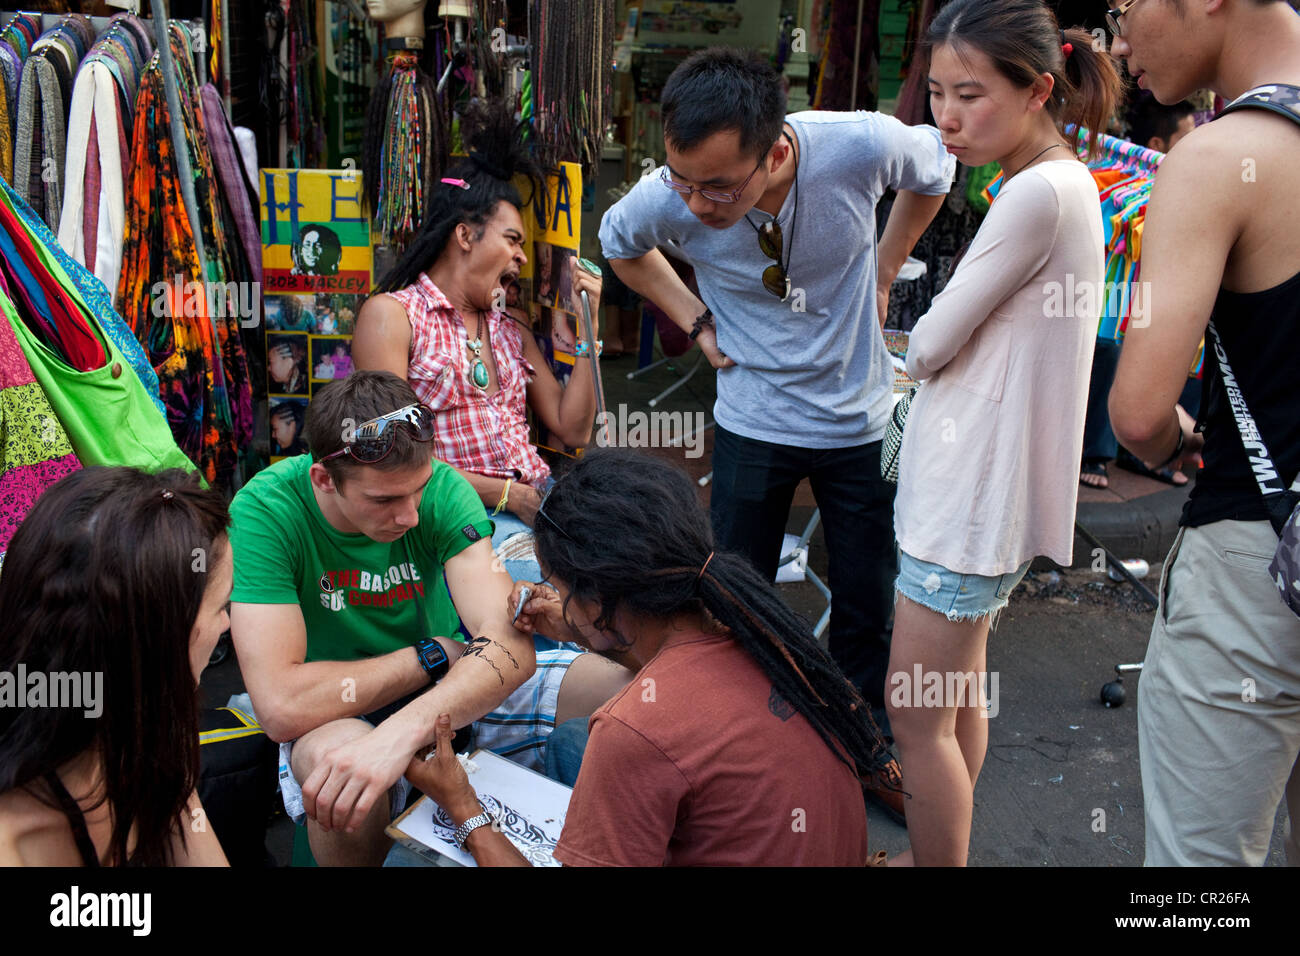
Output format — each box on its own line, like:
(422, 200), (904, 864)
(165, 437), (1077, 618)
(387, 749), (573, 867)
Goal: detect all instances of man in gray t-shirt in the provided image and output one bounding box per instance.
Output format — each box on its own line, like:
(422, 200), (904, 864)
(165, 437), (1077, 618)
(600, 49), (953, 771)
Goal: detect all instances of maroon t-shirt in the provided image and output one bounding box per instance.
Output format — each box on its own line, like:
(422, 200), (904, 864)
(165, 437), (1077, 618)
(553, 632), (871, 866)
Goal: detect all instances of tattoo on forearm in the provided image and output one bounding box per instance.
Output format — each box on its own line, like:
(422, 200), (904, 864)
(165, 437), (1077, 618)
(461, 636), (520, 686)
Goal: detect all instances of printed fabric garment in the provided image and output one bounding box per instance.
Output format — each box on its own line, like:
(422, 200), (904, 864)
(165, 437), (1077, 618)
(200, 83), (261, 288)
(0, 293), (80, 560)
(118, 63), (237, 486)
(0, 176), (163, 415)
(0, 67), (10, 184)
(386, 273), (550, 487)
(168, 25), (253, 453)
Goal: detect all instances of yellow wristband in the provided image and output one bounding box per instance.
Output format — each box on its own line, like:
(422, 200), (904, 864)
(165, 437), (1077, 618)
(492, 478), (513, 516)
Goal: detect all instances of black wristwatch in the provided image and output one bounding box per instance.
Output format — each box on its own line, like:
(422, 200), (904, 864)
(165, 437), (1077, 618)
(415, 638), (450, 684)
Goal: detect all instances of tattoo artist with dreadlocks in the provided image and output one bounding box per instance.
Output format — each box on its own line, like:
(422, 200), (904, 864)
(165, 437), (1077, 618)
(404, 449), (896, 865)
(354, 100), (603, 627)
(598, 48), (955, 823)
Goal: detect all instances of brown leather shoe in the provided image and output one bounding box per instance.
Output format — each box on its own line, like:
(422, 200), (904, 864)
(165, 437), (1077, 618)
(864, 758), (907, 827)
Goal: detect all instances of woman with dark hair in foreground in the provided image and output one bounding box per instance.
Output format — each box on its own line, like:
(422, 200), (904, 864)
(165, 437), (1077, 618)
(0, 468), (231, 866)
(407, 449), (896, 866)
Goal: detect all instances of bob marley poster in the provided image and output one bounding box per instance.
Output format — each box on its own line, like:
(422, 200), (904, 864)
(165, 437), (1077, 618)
(260, 169), (371, 461)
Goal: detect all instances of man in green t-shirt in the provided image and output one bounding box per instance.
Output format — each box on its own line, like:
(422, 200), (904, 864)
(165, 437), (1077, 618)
(230, 371), (630, 865)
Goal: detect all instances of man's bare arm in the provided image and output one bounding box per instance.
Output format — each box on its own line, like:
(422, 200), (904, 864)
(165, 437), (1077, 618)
(229, 602), (458, 743)
(608, 250), (733, 368)
(374, 538), (536, 753)
(1111, 126), (1240, 462)
(878, 190), (946, 284)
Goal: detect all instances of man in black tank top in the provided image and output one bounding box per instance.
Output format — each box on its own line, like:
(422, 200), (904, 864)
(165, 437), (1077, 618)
(1108, 1), (1300, 866)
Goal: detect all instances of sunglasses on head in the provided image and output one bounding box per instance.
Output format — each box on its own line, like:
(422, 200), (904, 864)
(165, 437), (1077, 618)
(318, 403), (436, 465)
(534, 485), (575, 542)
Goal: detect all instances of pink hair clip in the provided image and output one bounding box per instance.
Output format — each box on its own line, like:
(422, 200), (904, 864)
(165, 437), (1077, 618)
(441, 178), (470, 189)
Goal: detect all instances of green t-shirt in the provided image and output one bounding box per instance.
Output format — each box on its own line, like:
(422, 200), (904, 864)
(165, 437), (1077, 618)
(229, 455), (494, 663)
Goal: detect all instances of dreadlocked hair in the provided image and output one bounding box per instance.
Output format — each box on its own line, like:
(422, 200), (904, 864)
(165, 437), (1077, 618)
(532, 448), (898, 794)
(372, 98), (545, 293)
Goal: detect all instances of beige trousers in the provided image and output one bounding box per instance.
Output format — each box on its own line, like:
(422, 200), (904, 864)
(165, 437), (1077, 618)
(1139, 519), (1300, 866)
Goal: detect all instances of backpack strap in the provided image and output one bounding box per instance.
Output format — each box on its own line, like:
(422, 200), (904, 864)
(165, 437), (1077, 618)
(1216, 84), (1300, 126)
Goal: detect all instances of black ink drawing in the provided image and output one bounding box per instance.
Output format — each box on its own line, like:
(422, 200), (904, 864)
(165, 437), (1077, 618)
(462, 636), (521, 687)
(430, 796), (561, 867)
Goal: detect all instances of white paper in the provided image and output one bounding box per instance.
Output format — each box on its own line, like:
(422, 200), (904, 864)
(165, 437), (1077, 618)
(390, 749), (572, 867)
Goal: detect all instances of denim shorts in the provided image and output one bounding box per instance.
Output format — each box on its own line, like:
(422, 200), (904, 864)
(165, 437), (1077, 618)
(894, 550), (1031, 625)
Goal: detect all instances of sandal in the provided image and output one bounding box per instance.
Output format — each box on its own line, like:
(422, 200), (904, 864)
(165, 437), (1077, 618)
(1115, 450), (1189, 487)
(1080, 461), (1109, 489)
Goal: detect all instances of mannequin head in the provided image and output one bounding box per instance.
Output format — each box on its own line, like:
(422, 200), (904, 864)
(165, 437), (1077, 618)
(365, 0), (427, 39)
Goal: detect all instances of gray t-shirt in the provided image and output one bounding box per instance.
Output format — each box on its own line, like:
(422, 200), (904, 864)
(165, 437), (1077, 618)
(600, 110), (955, 447)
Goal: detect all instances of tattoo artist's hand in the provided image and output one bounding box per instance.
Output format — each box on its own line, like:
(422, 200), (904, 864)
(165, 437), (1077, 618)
(507, 579), (592, 643)
(300, 723), (413, 834)
(694, 324), (735, 369)
(405, 714), (481, 825)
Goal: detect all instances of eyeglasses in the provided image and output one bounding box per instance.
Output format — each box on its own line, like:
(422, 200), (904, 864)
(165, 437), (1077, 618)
(318, 403), (436, 465)
(756, 218), (791, 299)
(659, 157), (764, 204)
(1106, 0), (1143, 36)
(533, 486), (574, 542)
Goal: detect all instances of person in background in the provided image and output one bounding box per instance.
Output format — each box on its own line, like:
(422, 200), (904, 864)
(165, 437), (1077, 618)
(406, 449), (896, 866)
(0, 468), (232, 866)
(889, 0), (1120, 865)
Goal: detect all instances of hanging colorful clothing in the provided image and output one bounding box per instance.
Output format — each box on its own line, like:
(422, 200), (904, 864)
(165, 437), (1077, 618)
(1, 176), (162, 415)
(0, 299), (80, 559)
(118, 63), (236, 485)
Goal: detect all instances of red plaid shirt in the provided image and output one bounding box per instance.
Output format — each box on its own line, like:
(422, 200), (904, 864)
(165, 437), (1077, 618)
(386, 274), (550, 487)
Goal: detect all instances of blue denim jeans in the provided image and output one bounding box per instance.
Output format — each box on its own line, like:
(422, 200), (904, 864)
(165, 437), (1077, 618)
(710, 425), (897, 709)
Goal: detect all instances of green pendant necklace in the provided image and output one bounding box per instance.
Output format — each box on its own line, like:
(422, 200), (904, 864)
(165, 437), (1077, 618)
(466, 312), (489, 391)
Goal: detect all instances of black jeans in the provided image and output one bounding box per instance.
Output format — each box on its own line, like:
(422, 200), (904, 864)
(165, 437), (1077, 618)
(710, 424), (897, 709)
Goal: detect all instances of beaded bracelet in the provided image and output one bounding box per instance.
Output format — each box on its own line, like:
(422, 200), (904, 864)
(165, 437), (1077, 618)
(575, 339), (603, 358)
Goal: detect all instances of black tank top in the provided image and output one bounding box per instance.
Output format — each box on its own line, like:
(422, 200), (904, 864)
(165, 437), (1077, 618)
(1183, 268), (1300, 527)
(1182, 86), (1300, 528)
(44, 772), (100, 867)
